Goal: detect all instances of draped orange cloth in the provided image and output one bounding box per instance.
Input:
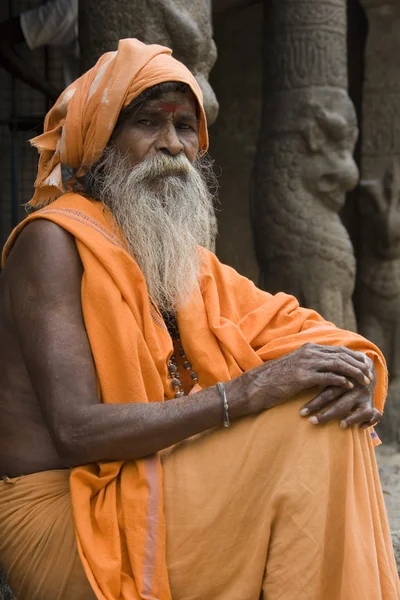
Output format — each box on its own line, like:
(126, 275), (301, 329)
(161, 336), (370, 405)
(27, 38), (208, 208)
(2, 193), (388, 600)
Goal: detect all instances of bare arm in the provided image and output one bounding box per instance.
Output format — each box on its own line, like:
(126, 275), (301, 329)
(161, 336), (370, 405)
(8, 221), (253, 467)
(7, 221), (376, 468)
(0, 16), (60, 100)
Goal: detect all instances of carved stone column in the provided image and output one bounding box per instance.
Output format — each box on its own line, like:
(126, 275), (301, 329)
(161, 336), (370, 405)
(356, 0), (400, 445)
(251, 0), (359, 330)
(79, 0), (218, 124)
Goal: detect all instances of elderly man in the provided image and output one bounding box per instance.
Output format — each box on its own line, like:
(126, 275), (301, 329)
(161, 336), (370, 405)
(0, 39), (398, 600)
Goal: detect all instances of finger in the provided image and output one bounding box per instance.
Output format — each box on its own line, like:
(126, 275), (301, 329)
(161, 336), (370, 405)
(309, 372), (355, 390)
(318, 345), (371, 366)
(308, 389), (365, 425)
(360, 408), (382, 430)
(299, 386), (345, 416)
(318, 357), (372, 386)
(300, 344), (374, 382)
(319, 355), (373, 380)
(363, 355), (374, 371)
(339, 404), (376, 429)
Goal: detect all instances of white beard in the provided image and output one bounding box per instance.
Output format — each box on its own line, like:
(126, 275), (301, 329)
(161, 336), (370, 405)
(88, 148), (217, 313)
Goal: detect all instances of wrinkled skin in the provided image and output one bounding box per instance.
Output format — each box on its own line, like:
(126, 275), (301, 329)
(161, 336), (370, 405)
(240, 343), (380, 429)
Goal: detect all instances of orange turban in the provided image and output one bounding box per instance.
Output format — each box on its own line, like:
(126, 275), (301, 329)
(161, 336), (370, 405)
(29, 38), (209, 208)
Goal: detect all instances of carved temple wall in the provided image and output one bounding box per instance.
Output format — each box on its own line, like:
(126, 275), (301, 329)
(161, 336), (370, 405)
(355, 0), (400, 444)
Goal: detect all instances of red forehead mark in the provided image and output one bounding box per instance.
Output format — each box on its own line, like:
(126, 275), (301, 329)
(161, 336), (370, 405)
(158, 102), (183, 113)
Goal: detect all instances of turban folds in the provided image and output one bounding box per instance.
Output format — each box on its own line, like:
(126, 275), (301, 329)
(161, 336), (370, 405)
(29, 38), (209, 207)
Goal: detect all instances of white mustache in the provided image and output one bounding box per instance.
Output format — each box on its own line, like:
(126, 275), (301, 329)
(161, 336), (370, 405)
(137, 152), (192, 177)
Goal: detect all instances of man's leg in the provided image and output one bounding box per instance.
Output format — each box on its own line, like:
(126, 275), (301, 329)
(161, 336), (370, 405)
(161, 393), (400, 600)
(261, 399), (399, 599)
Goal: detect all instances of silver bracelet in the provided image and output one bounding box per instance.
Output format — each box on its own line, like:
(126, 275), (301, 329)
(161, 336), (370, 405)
(216, 382), (230, 428)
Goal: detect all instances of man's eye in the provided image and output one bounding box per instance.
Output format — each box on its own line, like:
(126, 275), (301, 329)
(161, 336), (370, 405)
(137, 119), (152, 126)
(176, 123), (193, 131)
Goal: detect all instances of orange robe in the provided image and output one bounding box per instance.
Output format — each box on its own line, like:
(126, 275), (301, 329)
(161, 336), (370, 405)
(2, 193), (394, 600)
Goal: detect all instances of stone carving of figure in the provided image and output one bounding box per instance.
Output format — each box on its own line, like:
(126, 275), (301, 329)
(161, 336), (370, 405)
(252, 89), (359, 329)
(357, 0), (400, 443)
(355, 161), (400, 443)
(251, 0), (359, 330)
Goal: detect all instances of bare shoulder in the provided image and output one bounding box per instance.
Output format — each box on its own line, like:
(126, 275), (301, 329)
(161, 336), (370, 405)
(6, 219), (82, 283)
(4, 219), (83, 318)
(8, 218), (79, 263)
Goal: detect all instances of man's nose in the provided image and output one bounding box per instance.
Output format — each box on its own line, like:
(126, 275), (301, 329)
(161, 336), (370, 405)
(156, 123), (184, 156)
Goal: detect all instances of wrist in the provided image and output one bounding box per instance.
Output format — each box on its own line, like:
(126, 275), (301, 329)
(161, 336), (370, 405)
(224, 373), (255, 420)
(216, 382), (230, 427)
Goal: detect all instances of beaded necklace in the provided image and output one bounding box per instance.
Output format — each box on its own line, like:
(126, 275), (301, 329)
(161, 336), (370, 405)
(162, 312), (199, 398)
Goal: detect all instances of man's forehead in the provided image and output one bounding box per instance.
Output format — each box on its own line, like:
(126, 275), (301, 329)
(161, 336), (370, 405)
(141, 89), (198, 114)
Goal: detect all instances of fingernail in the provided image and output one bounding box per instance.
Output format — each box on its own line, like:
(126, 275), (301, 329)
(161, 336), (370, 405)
(340, 420), (347, 429)
(368, 370), (374, 380)
(363, 375), (371, 385)
(299, 408), (310, 416)
(308, 416), (319, 425)
(346, 381), (354, 388)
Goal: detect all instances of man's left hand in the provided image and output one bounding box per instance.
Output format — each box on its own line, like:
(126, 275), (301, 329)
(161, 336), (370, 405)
(299, 354), (382, 429)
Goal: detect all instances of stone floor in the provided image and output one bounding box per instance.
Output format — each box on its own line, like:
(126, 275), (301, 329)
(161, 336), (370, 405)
(1, 448), (399, 599)
(0, 572), (13, 600)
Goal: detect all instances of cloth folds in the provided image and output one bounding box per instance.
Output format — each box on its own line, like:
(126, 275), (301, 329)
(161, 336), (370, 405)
(28, 38), (208, 208)
(1, 397), (399, 599)
(161, 394), (400, 600)
(0, 470), (95, 600)
(2, 193), (389, 600)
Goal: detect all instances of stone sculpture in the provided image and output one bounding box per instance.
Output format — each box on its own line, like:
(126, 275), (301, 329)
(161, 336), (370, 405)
(356, 163), (400, 355)
(79, 0), (218, 124)
(356, 0), (400, 444)
(251, 0), (359, 330)
(355, 165), (400, 444)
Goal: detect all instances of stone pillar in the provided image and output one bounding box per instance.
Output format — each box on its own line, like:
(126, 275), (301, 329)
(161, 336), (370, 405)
(355, 0), (400, 445)
(251, 0), (359, 330)
(79, 0), (218, 124)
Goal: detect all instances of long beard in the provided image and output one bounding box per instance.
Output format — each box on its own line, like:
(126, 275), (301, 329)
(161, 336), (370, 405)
(88, 147), (217, 313)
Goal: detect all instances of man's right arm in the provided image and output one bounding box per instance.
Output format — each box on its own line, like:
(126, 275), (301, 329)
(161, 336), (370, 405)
(7, 220), (250, 467)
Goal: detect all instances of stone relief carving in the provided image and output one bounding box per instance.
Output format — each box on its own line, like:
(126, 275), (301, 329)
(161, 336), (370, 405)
(252, 0), (358, 330)
(252, 90), (358, 329)
(79, 0), (218, 124)
(356, 163), (400, 352)
(357, 0), (400, 443)
(268, 32), (346, 90)
(355, 162), (400, 444)
(265, 0), (347, 90)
